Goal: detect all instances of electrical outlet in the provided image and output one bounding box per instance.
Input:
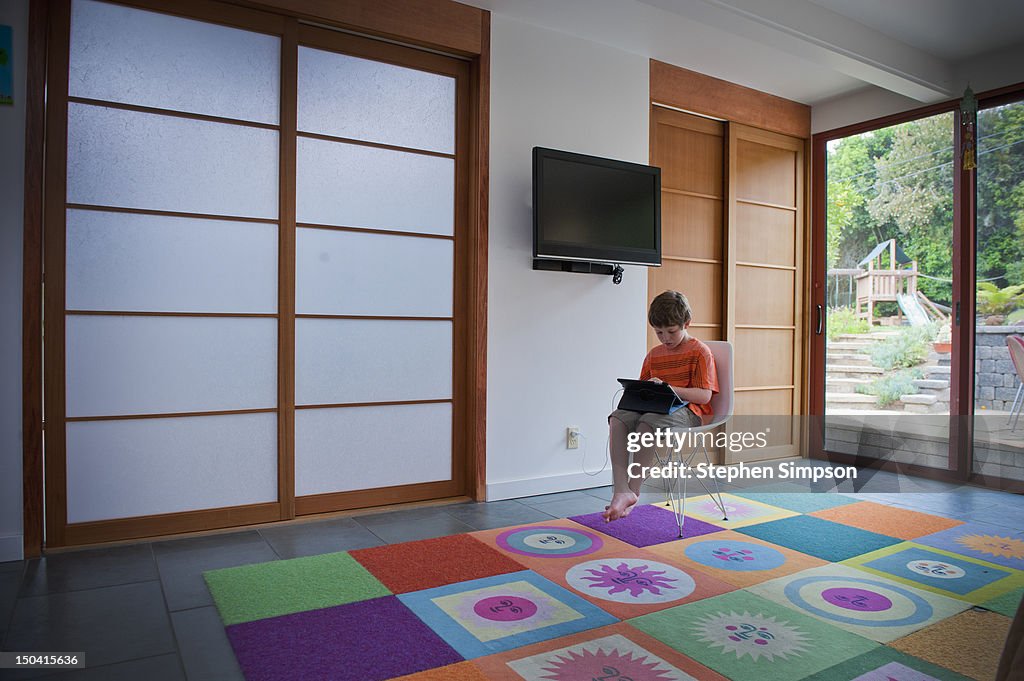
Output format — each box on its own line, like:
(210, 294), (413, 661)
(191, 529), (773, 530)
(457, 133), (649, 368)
(567, 426), (580, 450)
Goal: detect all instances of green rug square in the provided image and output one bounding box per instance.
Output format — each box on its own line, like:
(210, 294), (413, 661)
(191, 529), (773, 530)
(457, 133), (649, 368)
(733, 492), (858, 514)
(980, 586), (1024, 617)
(204, 551), (391, 625)
(800, 645), (973, 681)
(630, 589), (878, 681)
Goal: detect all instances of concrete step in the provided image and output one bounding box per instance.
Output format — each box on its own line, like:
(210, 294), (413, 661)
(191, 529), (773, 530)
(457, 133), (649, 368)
(827, 365), (886, 379)
(924, 365), (951, 379)
(901, 394), (937, 406)
(826, 377), (874, 393)
(826, 352), (875, 366)
(825, 393), (879, 406)
(833, 333), (894, 343)
(827, 341), (876, 352)
(913, 379), (949, 390)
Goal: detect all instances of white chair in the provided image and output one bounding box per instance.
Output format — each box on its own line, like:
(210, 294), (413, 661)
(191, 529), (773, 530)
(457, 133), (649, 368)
(656, 340), (734, 536)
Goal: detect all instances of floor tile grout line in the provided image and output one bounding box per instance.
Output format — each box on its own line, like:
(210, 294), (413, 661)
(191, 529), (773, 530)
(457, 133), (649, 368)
(149, 542), (190, 681)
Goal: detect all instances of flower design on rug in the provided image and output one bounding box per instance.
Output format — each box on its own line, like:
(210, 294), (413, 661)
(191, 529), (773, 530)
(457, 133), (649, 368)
(956, 534), (1024, 559)
(538, 647), (677, 681)
(579, 562), (678, 598)
(692, 610), (810, 661)
(566, 559), (696, 604)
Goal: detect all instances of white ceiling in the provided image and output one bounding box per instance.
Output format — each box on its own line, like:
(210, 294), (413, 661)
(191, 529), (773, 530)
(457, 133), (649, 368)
(464, 0), (1024, 105)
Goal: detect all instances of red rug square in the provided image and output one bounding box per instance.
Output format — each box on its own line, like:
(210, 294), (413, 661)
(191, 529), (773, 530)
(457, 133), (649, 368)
(350, 534), (526, 593)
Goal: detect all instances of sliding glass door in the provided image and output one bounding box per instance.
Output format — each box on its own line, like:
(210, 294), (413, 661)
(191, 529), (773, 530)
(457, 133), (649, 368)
(813, 88), (1024, 491)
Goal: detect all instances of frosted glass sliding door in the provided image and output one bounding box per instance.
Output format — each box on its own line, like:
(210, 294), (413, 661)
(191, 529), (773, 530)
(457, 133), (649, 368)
(55, 0), (282, 532)
(294, 42), (457, 503)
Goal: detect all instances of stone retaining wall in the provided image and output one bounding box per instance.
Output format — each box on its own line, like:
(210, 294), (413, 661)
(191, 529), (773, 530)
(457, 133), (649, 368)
(975, 325), (1024, 410)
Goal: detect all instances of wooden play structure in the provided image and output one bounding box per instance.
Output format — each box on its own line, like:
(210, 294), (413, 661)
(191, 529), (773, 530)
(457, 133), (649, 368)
(853, 239), (946, 326)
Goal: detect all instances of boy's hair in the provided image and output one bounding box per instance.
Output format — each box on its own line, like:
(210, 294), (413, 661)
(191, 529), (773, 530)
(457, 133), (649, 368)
(648, 290), (693, 328)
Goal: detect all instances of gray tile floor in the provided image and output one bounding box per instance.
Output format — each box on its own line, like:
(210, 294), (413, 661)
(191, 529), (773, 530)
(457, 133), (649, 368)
(1, 469), (1022, 680)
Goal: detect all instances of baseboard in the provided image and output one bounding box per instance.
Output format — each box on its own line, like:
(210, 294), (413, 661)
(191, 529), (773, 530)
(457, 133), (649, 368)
(0, 534), (23, 562)
(485, 470), (613, 501)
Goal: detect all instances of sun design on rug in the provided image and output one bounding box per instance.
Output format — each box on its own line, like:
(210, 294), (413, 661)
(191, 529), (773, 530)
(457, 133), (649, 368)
(538, 647), (677, 681)
(957, 534), (1024, 559)
(578, 562), (678, 598)
(692, 610), (811, 662)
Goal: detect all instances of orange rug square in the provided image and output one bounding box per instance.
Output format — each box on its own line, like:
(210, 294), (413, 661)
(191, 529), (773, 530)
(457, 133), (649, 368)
(810, 501), (963, 540)
(349, 534), (525, 594)
(889, 608), (1011, 681)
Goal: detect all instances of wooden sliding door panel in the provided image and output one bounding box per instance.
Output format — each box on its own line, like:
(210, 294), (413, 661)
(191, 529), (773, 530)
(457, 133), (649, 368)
(66, 316), (277, 417)
(656, 115), (724, 195)
(66, 102), (280, 218)
(292, 25), (467, 513)
(296, 137), (454, 234)
(44, 0), (285, 546)
(66, 413), (278, 523)
(650, 260), (723, 326)
(297, 46), (454, 153)
(295, 319), (453, 405)
(295, 403), (452, 496)
(295, 228), (453, 317)
(70, 0), (281, 124)
(734, 203), (796, 268)
(66, 210), (279, 314)
(728, 124), (804, 461)
(661, 193), (723, 260)
(735, 267), (795, 326)
(735, 139), (797, 207)
(734, 328), (795, 387)
(650, 107), (725, 349)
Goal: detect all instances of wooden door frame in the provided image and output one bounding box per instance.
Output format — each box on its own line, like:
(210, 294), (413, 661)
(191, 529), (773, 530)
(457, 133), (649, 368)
(808, 82), (1024, 492)
(21, 0), (490, 556)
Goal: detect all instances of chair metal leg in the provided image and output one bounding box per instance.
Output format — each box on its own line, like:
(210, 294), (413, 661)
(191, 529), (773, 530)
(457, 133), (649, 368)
(1007, 384), (1023, 428)
(1012, 386), (1024, 432)
(686, 445), (728, 520)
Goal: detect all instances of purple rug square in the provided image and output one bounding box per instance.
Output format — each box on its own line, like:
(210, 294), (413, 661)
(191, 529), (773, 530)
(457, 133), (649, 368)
(225, 595), (462, 681)
(570, 504), (723, 547)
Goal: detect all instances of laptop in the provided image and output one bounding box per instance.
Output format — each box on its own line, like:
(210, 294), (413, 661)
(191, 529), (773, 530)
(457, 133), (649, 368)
(616, 378), (689, 414)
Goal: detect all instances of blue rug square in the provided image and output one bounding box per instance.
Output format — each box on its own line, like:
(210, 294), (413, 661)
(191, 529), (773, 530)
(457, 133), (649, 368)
(733, 491), (858, 514)
(861, 545), (1014, 596)
(397, 570), (617, 659)
(737, 515), (901, 562)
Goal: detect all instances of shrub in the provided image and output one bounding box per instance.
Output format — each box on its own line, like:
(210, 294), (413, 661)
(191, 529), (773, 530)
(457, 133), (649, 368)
(855, 368), (923, 407)
(976, 283), (1024, 316)
(1006, 309), (1024, 326)
(827, 307), (870, 341)
(868, 323), (939, 370)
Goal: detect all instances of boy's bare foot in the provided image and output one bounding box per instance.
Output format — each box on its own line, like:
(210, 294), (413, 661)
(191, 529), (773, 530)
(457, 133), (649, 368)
(602, 491), (638, 522)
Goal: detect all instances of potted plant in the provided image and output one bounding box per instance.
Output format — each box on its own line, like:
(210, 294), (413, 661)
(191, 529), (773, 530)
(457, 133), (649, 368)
(933, 323), (952, 354)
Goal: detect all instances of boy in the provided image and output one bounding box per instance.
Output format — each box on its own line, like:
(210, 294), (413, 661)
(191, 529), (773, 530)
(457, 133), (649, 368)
(604, 290), (718, 521)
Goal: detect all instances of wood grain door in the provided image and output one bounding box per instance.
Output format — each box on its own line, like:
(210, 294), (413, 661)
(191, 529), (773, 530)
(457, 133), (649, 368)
(726, 123), (805, 462)
(649, 107), (725, 346)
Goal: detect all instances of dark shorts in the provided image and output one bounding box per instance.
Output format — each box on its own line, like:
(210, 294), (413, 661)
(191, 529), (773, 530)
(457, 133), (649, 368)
(608, 407), (702, 431)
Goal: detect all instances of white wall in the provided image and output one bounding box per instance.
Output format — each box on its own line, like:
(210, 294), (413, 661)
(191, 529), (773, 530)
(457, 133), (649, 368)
(486, 15), (650, 499)
(812, 44), (1024, 134)
(0, 0), (28, 562)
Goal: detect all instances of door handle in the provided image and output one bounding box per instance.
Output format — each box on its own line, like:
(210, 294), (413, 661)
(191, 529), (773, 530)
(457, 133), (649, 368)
(816, 304), (823, 335)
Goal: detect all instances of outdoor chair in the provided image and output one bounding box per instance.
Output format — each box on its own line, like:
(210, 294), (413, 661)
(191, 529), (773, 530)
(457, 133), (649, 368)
(1007, 335), (1024, 432)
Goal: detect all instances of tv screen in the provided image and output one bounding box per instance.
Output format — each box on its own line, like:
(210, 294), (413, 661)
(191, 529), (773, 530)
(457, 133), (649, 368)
(533, 147), (661, 266)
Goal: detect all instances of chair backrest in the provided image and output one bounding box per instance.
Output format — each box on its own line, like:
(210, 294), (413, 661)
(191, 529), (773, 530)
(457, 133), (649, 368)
(702, 340), (734, 426)
(1008, 335), (1024, 379)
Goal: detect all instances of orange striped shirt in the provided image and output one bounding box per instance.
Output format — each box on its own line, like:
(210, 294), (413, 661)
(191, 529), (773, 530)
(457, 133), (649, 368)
(639, 336), (718, 417)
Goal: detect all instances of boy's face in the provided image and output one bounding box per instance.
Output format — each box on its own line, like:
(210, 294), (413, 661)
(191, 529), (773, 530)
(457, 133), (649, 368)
(654, 324), (686, 349)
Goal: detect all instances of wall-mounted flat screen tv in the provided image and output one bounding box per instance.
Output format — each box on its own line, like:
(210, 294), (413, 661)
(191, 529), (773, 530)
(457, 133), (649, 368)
(533, 147), (661, 266)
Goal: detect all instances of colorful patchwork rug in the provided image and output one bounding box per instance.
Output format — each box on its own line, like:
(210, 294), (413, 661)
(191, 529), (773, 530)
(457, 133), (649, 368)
(204, 497), (1019, 681)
